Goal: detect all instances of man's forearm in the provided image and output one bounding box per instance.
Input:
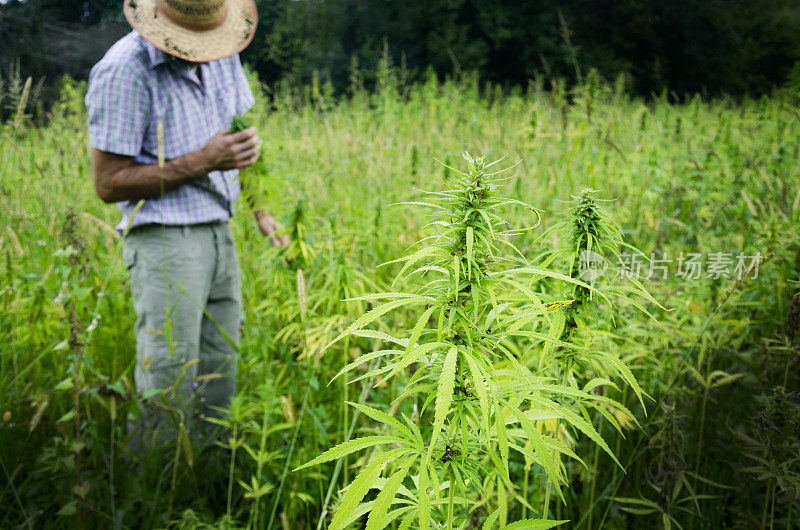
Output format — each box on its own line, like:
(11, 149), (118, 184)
(97, 149), (211, 203)
(94, 128), (260, 203)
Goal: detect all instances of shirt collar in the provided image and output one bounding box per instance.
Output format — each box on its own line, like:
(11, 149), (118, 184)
(138, 33), (208, 87)
(142, 37), (169, 69)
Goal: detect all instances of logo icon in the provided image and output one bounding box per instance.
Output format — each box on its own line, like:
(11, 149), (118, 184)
(578, 250), (607, 281)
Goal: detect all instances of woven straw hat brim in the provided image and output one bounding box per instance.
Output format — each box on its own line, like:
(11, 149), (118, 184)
(124, 0), (257, 62)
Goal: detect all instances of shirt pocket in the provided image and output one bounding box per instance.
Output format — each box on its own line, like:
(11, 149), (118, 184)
(145, 79), (207, 158)
(214, 83), (238, 130)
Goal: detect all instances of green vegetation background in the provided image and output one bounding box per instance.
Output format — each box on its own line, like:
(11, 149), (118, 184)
(0, 62), (799, 528)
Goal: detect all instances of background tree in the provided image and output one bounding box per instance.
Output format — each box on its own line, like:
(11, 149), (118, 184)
(2, 0), (799, 103)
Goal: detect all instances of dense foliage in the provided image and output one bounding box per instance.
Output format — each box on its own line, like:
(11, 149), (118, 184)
(0, 64), (799, 528)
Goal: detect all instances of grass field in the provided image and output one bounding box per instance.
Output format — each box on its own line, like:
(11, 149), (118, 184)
(1, 65), (799, 529)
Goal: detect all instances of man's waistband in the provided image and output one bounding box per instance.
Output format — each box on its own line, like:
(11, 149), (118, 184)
(126, 219), (228, 235)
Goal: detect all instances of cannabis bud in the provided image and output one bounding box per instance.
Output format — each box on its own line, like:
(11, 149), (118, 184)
(230, 112), (253, 133)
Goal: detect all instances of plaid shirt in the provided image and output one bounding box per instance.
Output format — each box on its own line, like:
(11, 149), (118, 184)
(85, 31), (255, 231)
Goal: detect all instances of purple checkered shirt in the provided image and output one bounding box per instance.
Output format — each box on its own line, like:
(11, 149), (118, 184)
(85, 31), (255, 231)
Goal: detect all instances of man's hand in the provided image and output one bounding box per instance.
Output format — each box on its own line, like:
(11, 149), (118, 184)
(256, 211), (289, 247)
(202, 127), (262, 171)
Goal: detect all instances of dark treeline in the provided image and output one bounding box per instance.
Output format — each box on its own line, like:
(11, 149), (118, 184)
(2, 0), (800, 102)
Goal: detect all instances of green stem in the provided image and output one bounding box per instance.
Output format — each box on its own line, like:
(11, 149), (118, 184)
(587, 435), (600, 528)
(342, 335), (350, 487)
(542, 477), (550, 519)
(447, 469), (455, 530)
(543, 474), (551, 520)
(251, 393), (271, 527)
(690, 351), (714, 530)
(109, 410), (116, 525)
(522, 464), (530, 519)
(769, 480), (776, 530)
(70, 308), (84, 529)
(226, 424), (237, 516)
(692, 384), (709, 472)
(762, 479), (771, 529)
(167, 421), (183, 521)
(545, 368), (571, 521)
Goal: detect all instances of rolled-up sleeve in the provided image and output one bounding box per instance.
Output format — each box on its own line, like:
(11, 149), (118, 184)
(232, 54), (255, 115)
(85, 62), (150, 156)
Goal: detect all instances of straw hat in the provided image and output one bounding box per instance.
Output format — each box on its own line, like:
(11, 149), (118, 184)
(124, 0), (258, 62)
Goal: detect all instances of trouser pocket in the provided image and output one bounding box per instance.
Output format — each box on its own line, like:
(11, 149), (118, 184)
(123, 240), (137, 271)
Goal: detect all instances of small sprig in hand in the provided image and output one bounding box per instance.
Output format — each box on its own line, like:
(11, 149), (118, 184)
(230, 112), (252, 133)
(230, 112), (270, 177)
(231, 112), (288, 246)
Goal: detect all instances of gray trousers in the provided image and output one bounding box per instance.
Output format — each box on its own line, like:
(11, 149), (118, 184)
(123, 220), (241, 444)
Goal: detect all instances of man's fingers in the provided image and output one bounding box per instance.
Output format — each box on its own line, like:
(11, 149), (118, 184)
(271, 233), (289, 247)
(230, 135), (262, 154)
(239, 147), (260, 161)
(227, 126), (258, 143)
(235, 148), (261, 168)
(245, 152), (261, 167)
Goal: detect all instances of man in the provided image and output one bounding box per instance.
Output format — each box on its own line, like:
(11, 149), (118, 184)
(86, 0), (284, 445)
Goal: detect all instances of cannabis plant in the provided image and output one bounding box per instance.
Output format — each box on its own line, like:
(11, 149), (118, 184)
(297, 152), (637, 529)
(539, 189), (656, 398)
(530, 189), (661, 524)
